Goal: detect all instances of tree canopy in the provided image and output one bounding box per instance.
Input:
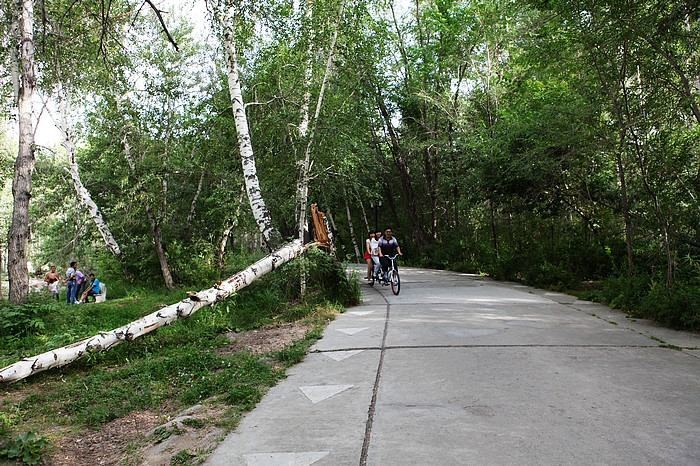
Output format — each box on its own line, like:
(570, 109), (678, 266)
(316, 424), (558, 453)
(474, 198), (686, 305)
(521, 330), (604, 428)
(1, 0), (699, 327)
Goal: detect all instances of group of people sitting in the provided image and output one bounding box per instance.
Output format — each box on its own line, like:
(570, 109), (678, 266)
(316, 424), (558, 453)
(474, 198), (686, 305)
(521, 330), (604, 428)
(43, 262), (102, 304)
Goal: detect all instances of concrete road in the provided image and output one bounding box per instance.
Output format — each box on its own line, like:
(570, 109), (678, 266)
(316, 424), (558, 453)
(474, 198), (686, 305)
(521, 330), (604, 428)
(206, 266), (700, 465)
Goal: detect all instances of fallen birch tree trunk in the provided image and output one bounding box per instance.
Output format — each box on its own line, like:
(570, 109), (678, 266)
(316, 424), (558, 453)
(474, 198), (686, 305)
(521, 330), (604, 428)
(0, 240), (312, 384)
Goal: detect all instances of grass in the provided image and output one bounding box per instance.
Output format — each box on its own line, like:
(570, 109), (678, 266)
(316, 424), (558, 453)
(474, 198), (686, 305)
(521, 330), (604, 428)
(0, 249), (360, 464)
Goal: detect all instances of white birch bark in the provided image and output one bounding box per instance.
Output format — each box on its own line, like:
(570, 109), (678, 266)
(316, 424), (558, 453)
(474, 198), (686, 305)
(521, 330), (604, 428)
(187, 171), (205, 225)
(357, 188), (370, 233)
(57, 80), (122, 256)
(8, 0), (36, 304)
(295, 0), (315, 242)
(296, 2), (344, 243)
(219, 6), (282, 249)
(325, 205), (345, 257)
(0, 240), (312, 384)
(218, 188), (246, 269)
(343, 186), (361, 260)
(297, 0), (314, 141)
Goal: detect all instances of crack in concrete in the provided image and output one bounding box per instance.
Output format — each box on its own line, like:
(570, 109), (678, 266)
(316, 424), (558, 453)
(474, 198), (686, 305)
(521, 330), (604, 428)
(359, 288), (390, 466)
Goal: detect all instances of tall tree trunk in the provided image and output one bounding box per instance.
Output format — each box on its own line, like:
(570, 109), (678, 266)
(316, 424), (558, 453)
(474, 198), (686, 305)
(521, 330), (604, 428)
(57, 78), (122, 256)
(615, 150), (634, 282)
(219, 7), (282, 250)
(356, 188), (370, 234)
(489, 198), (498, 253)
(145, 205), (175, 289)
(297, 0), (314, 141)
(325, 206), (346, 257)
(423, 143), (438, 239)
(187, 171), (205, 225)
(620, 71), (673, 285)
(373, 87), (426, 251)
(8, 0), (36, 304)
(592, 50), (635, 285)
(121, 121), (176, 289)
(296, 1), (344, 243)
(343, 187), (361, 260)
(10, 17), (20, 109)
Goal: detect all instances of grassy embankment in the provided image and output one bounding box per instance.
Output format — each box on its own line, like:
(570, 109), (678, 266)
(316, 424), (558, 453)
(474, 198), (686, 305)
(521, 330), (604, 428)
(0, 248), (360, 464)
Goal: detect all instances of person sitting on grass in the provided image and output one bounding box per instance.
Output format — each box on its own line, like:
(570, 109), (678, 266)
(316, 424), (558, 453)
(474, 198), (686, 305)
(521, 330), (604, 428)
(79, 274), (101, 303)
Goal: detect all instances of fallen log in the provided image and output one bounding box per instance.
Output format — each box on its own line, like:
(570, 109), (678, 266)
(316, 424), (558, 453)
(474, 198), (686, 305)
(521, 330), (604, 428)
(0, 240), (313, 384)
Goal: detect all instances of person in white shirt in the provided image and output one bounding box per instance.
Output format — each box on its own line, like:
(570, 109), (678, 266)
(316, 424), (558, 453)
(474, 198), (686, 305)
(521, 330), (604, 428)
(370, 229), (382, 279)
(364, 231), (376, 279)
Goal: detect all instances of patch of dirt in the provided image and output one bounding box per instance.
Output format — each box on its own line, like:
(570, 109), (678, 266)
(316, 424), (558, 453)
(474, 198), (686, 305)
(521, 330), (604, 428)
(49, 410), (162, 465)
(137, 404), (228, 466)
(219, 322), (312, 355)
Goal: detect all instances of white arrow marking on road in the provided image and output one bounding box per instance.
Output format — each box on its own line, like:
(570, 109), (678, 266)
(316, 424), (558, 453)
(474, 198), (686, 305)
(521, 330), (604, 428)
(347, 310), (374, 316)
(336, 327), (368, 335)
(244, 451), (330, 465)
(324, 350), (363, 361)
(299, 385), (353, 404)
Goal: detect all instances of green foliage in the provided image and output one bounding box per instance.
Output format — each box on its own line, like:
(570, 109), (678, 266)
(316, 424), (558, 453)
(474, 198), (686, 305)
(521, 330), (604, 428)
(181, 418), (205, 429)
(0, 431), (50, 465)
(0, 297), (60, 338)
(171, 448), (196, 465)
(10, 318), (280, 428)
(273, 247), (362, 305)
(0, 247), (353, 464)
(640, 283), (700, 330)
(274, 328), (323, 365)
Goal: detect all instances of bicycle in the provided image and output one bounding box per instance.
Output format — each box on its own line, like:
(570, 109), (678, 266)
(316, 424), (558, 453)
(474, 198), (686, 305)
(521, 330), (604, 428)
(368, 254), (400, 295)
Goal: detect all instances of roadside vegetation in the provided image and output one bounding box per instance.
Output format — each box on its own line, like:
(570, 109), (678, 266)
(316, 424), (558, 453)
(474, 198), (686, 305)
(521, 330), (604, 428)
(420, 238), (700, 331)
(0, 248), (360, 465)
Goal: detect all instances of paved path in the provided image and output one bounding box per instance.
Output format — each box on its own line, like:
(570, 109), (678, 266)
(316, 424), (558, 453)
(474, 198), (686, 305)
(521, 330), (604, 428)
(206, 266), (700, 465)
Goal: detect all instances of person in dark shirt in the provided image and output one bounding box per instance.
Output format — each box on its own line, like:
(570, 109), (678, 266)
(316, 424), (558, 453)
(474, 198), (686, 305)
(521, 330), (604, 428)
(377, 227), (403, 279)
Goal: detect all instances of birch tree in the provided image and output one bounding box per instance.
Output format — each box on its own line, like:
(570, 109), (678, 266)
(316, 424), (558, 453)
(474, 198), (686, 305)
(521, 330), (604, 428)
(295, 1), (345, 243)
(7, 0), (36, 304)
(215, 3), (283, 250)
(0, 240), (313, 383)
(55, 72), (122, 256)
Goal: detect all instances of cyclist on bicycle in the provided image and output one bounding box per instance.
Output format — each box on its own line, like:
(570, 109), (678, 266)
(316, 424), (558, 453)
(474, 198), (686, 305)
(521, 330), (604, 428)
(378, 227), (403, 280)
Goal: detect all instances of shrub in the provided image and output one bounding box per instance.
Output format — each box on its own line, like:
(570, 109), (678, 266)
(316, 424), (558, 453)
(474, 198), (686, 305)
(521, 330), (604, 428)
(640, 283), (700, 330)
(0, 297), (60, 337)
(599, 274), (650, 310)
(0, 431), (50, 465)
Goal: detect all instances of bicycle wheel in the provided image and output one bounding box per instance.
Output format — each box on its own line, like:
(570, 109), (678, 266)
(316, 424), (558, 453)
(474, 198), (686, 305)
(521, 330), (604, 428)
(390, 270), (400, 295)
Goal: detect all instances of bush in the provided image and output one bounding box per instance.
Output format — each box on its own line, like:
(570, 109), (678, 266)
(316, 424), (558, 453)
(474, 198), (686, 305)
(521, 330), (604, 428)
(0, 296), (60, 337)
(0, 431), (50, 465)
(640, 283), (700, 330)
(599, 274), (651, 310)
(266, 247), (361, 306)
